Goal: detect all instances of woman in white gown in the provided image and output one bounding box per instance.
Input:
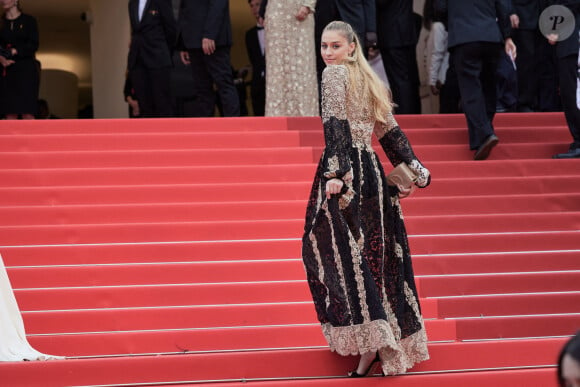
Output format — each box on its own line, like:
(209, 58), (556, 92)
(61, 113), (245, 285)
(0, 253), (62, 361)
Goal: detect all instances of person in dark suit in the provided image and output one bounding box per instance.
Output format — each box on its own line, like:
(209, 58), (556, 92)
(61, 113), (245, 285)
(0, 1), (40, 120)
(376, 0), (422, 114)
(314, 0), (376, 85)
(179, 0), (240, 117)
(551, 0), (580, 158)
(127, 0), (176, 117)
(537, 0), (563, 112)
(245, 0), (266, 116)
(509, 0), (541, 112)
(436, 0), (516, 160)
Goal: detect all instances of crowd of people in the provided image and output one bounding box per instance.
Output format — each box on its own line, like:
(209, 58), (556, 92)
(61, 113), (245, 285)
(1, 0), (578, 159)
(121, 0), (580, 158)
(426, 0), (580, 159)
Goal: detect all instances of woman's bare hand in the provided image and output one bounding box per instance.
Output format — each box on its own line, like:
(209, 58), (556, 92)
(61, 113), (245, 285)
(397, 184), (416, 199)
(0, 56), (14, 67)
(325, 178), (344, 199)
(296, 6), (310, 21)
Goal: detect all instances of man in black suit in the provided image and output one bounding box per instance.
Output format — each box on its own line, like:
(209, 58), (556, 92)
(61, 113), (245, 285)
(509, 0), (541, 112)
(551, 0), (580, 158)
(436, 0), (516, 160)
(245, 0), (266, 116)
(178, 0), (240, 117)
(376, 0), (422, 114)
(127, 0), (177, 117)
(314, 0), (376, 84)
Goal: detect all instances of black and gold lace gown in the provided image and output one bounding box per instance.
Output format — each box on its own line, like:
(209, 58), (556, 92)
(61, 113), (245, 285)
(302, 65), (431, 375)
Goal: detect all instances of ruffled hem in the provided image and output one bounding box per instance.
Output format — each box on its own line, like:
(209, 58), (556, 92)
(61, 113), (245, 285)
(322, 320), (429, 375)
(0, 347), (64, 362)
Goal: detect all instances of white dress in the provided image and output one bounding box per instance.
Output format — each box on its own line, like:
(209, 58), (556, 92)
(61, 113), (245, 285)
(264, 0), (319, 116)
(0, 253), (63, 361)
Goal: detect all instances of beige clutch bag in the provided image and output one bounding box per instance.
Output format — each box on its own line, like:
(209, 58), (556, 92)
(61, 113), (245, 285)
(387, 163), (417, 188)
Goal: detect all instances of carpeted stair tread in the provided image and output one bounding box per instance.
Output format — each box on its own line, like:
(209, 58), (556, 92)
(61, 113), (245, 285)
(1, 193), (579, 226)
(434, 292), (580, 317)
(419, 271), (580, 297)
(0, 212), (578, 245)
(0, 117), (293, 134)
(0, 339), (566, 387)
(22, 315), (578, 357)
(174, 368), (557, 387)
(18, 290), (579, 335)
(25, 320), (456, 357)
(1, 231), (578, 265)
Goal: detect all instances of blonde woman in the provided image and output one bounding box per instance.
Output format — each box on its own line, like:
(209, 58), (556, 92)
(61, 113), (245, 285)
(301, 21), (431, 377)
(260, 0), (319, 116)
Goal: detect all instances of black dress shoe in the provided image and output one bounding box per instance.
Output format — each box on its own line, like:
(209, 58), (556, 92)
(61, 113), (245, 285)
(348, 353), (381, 378)
(474, 134), (499, 160)
(552, 148), (580, 159)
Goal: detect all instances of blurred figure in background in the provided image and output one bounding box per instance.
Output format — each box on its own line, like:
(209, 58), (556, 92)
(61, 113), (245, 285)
(36, 98), (59, 119)
(376, 0), (422, 114)
(435, 0), (516, 160)
(245, 0), (266, 116)
(127, 0), (176, 117)
(260, 0), (319, 116)
(0, 0), (39, 120)
(550, 0), (580, 159)
(508, 0), (541, 112)
(557, 332), (580, 387)
(179, 0), (240, 117)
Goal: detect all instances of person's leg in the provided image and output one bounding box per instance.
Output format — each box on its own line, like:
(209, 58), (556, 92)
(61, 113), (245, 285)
(554, 54), (580, 158)
(453, 43), (495, 150)
(204, 46), (240, 117)
(439, 55), (462, 113)
(130, 63), (154, 117)
(481, 43), (502, 121)
(251, 78), (266, 116)
(188, 49), (217, 117)
(537, 38), (562, 112)
(380, 45), (421, 114)
(512, 29), (537, 111)
(149, 67), (173, 117)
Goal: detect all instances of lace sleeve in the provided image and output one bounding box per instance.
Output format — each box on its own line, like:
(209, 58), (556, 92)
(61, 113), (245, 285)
(302, 0), (316, 12)
(374, 113), (431, 188)
(321, 65), (353, 182)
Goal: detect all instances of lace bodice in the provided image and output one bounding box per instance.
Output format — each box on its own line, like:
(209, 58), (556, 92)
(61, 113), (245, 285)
(321, 65), (430, 187)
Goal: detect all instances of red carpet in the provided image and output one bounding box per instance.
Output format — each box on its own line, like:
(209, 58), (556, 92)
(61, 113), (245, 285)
(0, 112), (578, 386)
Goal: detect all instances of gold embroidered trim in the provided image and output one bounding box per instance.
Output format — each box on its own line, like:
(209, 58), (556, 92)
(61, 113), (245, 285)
(322, 320), (429, 375)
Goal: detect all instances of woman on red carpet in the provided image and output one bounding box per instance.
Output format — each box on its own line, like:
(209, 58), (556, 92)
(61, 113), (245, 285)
(0, 253), (63, 361)
(301, 21), (431, 377)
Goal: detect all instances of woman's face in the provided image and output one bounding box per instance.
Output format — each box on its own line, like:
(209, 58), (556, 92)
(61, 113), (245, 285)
(2, 0), (17, 10)
(562, 354), (580, 387)
(321, 30), (355, 66)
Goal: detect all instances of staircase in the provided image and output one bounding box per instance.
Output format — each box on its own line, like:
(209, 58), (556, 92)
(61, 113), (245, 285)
(0, 113), (578, 386)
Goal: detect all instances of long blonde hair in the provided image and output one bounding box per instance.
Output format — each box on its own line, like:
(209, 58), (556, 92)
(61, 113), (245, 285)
(323, 21), (393, 123)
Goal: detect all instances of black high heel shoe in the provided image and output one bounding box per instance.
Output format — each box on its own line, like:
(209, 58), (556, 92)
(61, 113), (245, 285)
(348, 352), (381, 378)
